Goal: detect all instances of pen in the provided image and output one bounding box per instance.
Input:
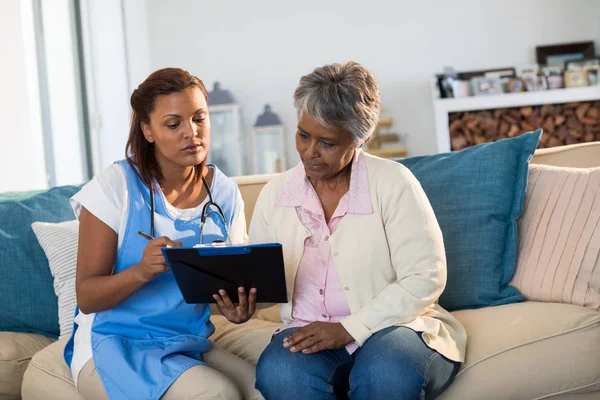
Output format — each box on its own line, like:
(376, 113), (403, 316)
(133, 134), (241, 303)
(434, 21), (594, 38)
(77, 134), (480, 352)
(137, 230), (155, 241)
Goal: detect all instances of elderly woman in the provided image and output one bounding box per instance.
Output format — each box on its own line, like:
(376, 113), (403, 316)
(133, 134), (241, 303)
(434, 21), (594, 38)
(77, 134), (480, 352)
(250, 62), (466, 399)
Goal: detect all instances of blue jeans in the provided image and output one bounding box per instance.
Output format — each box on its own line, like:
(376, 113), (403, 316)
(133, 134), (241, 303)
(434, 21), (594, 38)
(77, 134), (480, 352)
(255, 326), (460, 400)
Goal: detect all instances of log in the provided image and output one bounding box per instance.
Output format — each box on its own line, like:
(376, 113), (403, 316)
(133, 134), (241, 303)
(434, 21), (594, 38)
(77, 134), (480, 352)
(576, 103), (591, 121)
(541, 104), (554, 117)
(543, 116), (555, 133)
(499, 120), (510, 136)
(587, 107), (599, 120)
(520, 107), (533, 118)
(508, 124), (520, 137)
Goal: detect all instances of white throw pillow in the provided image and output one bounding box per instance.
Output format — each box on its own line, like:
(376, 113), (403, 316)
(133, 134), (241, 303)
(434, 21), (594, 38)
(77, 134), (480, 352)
(31, 220), (78, 337)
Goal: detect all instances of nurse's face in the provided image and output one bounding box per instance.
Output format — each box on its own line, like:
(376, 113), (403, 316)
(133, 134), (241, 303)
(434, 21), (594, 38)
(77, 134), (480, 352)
(141, 87), (210, 169)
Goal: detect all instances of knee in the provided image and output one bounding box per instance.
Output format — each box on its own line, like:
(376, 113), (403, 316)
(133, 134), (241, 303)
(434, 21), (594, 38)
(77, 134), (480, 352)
(350, 356), (424, 399)
(255, 345), (298, 395)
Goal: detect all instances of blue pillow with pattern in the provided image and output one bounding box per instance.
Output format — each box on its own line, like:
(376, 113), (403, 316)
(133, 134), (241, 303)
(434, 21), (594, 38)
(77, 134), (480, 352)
(397, 130), (542, 311)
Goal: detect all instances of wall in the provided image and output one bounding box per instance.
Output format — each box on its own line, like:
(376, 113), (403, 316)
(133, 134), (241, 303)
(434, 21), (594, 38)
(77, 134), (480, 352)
(135, 0), (600, 164)
(0, 0), (47, 192)
(123, 0), (152, 93)
(80, 0), (131, 174)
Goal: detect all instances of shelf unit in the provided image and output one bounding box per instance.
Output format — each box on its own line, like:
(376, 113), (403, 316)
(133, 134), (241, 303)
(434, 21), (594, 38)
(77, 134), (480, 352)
(433, 86), (600, 153)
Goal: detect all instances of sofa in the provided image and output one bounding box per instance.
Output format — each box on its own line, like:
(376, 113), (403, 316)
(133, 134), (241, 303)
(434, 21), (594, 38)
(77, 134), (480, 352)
(1, 141), (599, 400)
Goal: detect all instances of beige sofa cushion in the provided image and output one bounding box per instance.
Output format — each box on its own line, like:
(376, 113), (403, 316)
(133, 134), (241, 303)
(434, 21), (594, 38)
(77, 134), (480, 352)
(511, 165), (600, 310)
(0, 332), (54, 400)
(20, 304), (600, 400)
(20, 337), (81, 400)
(214, 302), (600, 400)
(211, 315), (279, 366)
(438, 302), (600, 400)
(20, 320), (276, 400)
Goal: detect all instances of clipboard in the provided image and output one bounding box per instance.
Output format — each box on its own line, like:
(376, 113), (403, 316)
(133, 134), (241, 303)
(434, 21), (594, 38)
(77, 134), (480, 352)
(162, 243), (288, 304)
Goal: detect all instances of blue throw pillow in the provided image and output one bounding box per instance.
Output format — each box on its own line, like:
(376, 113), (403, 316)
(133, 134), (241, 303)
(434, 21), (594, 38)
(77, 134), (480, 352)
(0, 185), (81, 337)
(397, 130), (542, 311)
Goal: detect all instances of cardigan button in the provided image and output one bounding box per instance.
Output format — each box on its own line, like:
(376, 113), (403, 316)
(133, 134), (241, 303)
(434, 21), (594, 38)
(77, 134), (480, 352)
(344, 287), (350, 291)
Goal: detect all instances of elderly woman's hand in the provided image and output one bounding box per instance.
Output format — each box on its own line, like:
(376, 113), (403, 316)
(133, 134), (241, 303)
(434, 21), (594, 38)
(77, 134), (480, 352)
(213, 287), (257, 324)
(283, 322), (354, 354)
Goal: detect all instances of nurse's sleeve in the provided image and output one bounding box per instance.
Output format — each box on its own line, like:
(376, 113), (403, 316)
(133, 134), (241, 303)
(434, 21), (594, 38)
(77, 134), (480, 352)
(70, 164), (127, 234)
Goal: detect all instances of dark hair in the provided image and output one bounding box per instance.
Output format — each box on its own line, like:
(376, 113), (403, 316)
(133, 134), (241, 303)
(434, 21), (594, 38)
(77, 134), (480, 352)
(125, 67), (209, 187)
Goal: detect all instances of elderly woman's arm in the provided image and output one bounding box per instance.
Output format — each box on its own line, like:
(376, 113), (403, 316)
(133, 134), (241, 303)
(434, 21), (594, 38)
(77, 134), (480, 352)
(340, 166), (447, 346)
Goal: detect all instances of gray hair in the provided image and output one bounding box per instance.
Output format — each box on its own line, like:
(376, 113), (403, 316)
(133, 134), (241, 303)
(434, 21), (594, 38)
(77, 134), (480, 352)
(293, 61), (381, 145)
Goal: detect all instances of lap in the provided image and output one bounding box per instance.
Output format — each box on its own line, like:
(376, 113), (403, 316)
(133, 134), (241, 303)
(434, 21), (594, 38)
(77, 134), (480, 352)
(77, 343), (262, 400)
(256, 328), (353, 399)
(256, 326), (459, 400)
(258, 328), (352, 374)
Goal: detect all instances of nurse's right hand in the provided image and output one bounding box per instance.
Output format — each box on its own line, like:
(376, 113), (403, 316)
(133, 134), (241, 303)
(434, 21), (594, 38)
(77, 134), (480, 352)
(134, 236), (182, 283)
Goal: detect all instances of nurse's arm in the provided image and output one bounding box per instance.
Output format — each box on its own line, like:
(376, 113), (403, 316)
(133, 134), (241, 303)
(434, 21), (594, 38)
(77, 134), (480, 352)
(75, 207), (177, 314)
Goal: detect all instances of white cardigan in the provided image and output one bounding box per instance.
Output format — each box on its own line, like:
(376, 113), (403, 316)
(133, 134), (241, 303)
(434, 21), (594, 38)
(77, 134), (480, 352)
(249, 152), (466, 362)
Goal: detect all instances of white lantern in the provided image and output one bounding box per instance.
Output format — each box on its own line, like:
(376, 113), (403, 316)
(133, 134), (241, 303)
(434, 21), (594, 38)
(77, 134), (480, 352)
(251, 105), (286, 174)
(207, 82), (244, 176)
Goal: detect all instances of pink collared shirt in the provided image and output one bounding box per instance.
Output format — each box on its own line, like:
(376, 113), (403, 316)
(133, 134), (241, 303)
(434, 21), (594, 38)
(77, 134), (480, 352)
(275, 150), (372, 354)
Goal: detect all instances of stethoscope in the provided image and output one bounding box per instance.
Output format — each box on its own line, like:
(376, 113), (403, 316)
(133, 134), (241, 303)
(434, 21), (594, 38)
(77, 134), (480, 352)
(149, 175), (231, 244)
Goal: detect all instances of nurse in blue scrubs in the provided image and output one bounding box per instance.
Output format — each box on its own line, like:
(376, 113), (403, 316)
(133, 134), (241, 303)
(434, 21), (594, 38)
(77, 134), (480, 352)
(63, 68), (261, 400)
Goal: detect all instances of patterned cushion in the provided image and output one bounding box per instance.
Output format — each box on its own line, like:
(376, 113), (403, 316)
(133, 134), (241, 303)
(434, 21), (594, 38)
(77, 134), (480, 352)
(0, 185), (81, 337)
(32, 220), (79, 337)
(397, 130), (541, 310)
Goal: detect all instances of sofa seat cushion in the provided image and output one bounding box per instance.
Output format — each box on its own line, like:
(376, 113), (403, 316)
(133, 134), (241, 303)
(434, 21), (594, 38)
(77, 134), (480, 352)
(21, 321), (278, 400)
(0, 332), (55, 400)
(21, 336), (82, 400)
(212, 315), (279, 366)
(439, 302), (600, 400)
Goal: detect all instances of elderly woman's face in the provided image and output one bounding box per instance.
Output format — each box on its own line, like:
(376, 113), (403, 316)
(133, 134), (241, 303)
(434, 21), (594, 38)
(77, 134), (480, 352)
(296, 111), (356, 181)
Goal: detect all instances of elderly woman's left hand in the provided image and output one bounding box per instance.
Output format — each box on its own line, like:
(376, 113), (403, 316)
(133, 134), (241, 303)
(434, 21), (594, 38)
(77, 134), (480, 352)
(213, 287), (257, 324)
(283, 322), (354, 354)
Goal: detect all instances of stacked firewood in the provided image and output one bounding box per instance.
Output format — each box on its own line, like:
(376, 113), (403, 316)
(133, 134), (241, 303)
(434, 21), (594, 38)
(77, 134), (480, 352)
(449, 101), (600, 150)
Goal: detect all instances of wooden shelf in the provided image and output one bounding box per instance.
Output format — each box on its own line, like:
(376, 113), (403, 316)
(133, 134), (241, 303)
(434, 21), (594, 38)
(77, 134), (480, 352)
(434, 86), (600, 113)
(433, 85), (600, 153)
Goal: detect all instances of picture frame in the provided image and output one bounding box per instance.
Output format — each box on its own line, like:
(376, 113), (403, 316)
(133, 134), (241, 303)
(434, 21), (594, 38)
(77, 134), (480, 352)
(522, 71), (546, 92)
(564, 70), (588, 88)
(457, 67), (516, 81)
(470, 77), (503, 96)
(536, 41), (595, 68)
(507, 78), (527, 93)
(516, 64), (540, 77)
(541, 66), (564, 90)
(585, 66), (600, 86)
(450, 80), (471, 98)
(565, 57), (600, 71)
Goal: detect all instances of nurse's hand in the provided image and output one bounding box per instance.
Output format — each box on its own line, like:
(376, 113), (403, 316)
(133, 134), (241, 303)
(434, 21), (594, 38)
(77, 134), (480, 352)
(214, 287), (257, 324)
(135, 236), (182, 283)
